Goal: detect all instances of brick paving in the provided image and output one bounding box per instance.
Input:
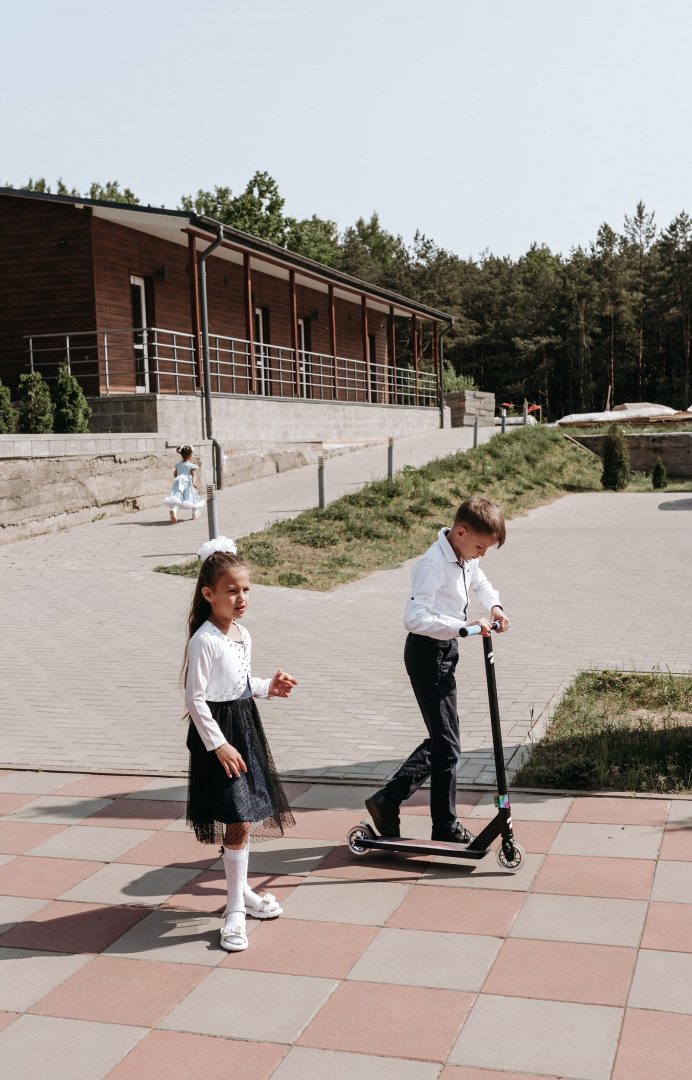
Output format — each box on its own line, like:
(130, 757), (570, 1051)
(1, 427), (691, 782)
(0, 768), (690, 1079)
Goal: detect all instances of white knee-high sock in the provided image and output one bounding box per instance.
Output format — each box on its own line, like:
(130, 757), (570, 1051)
(222, 844), (248, 917)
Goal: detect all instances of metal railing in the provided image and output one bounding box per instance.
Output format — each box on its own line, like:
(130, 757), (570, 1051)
(26, 327), (438, 406)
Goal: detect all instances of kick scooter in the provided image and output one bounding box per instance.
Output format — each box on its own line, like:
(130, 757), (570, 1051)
(347, 621), (525, 873)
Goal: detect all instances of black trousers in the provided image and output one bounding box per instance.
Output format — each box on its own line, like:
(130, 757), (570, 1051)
(383, 633), (460, 832)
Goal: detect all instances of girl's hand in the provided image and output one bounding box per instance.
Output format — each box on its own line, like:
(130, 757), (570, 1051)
(269, 670), (297, 697)
(215, 742), (246, 778)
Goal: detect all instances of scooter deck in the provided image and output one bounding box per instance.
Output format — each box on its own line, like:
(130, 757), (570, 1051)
(354, 825), (487, 860)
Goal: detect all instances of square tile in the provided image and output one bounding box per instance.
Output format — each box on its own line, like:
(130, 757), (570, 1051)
(113, 830), (219, 870)
(124, 779), (187, 801)
(0, 1012), (18, 1032)
(27, 826), (153, 862)
(508, 893), (647, 946)
(56, 775), (155, 799)
(105, 1029), (287, 1080)
(0, 1013), (145, 1080)
(83, 799), (185, 830)
(641, 902), (692, 952)
(104, 908), (231, 965)
(440, 1069), (554, 1080)
(311, 843), (428, 883)
(659, 827), (692, 861)
(532, 855), (655, 900)
(0, 895), (48, 934)
(165, 869), (297, 914)
(549, 822), (662, 860)
(651, 860), (692, 903)
(0, 901), (150, 953)
(628, 949), (692, 1013)
(347, 927), (501, 991)
(487, 819), (559, 854)
(283, 782), (311, 803)
(289, 808), (372, 841)
(59, 862), (199, 907)
(483, 938), (635, 1005)
(666, 800), (692, 827)
(222, 919), (377, 978)
(449, 995), (622, 1079)
(386, 884), (523, 936)
(421, 852), (544, 891)
(0, 822), (67, 855)
(0, 772), (84, 795)
(566, 797), (669, 827)
(248, 839), (335, 876)
(0, 856), (102, 899)
(289, 785), (379, 810)
(30, 955), (209, 1026)
(298, 980), (474, 1061)
(3, 796), (113, 825)
(272, 1046), (440, 1080)
(159, 968), (336, 1042)
(279, 877), (411, 925)
(467, 794), (572, 821)
(0, 948), (91, 1011)
(0, 793), (37, 815)
(611, 1008), (692, 1080)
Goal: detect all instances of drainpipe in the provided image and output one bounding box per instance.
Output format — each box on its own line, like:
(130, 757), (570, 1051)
(198, 224), (225, 488)
(438, 319), (454, 429)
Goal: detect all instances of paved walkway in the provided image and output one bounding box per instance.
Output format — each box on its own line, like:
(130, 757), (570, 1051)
(1, 768), (691, 1080)
(1, 427), (691, 781)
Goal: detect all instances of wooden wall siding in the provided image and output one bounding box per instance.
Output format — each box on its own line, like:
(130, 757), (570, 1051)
(0, 197), (96, 390)
(91, 217), (196, 394)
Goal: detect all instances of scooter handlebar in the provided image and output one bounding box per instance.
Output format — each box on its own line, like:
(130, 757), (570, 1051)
(459, 619), (508, 638)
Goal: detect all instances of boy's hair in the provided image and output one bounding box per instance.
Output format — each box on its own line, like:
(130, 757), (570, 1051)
(453, 497), (506, 548)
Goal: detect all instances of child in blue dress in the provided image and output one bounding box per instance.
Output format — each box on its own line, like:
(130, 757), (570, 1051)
(184, 536), (297, 952)
(164, 444), (205, 523)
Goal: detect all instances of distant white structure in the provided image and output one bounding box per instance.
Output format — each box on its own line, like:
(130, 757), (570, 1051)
(558, 402), (679, 426)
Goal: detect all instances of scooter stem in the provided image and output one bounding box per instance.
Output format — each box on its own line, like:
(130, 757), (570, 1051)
(483, 634), (509, 799)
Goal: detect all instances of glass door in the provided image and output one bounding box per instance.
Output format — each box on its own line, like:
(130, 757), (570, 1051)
(130, 275), (149, 393)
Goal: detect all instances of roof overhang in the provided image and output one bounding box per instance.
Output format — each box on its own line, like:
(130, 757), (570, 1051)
(0, 187), (454, 325)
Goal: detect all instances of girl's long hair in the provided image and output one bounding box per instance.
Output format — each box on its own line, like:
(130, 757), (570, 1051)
(181, 550), (249, 690)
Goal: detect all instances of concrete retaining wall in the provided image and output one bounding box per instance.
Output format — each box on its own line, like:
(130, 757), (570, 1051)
(573, 432), (692, 477)
(87, 392), (449, 441)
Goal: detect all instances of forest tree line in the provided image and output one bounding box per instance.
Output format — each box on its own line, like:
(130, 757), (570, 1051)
(12, 173), (692, 419)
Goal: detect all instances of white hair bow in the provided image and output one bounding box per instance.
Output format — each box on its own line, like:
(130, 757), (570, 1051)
(197, 536), (238, 562)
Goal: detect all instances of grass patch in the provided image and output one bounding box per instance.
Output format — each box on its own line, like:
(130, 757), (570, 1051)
(154, 425), (690, 591)
(514, 669), (692, 793)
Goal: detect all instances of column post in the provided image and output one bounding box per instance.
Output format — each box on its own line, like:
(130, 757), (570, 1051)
(432, 321), (439, 410)
(362, 295), (370, 402)
(289, 269), (299, 397)
(388, 304), (396, 404)
(244, 253), (255, 394)
(328, 284), (338, 399)
(187, 234), (202, 389)
(411, 314), (418, 405)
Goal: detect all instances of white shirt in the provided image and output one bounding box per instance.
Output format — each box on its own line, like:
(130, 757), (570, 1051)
(185, 621), (270, 751)
(404, 528), (501, 641)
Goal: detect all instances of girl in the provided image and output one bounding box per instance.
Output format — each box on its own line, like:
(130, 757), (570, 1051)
(184, 536), (296, 952)
(164, 444), (205, 523)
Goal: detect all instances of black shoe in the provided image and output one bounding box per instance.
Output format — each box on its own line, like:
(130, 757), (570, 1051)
(431, 821), (474, 844)
(365, 790), (401, 837)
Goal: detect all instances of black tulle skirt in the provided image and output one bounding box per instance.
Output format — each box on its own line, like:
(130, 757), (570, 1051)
(186, 698), (294, 845)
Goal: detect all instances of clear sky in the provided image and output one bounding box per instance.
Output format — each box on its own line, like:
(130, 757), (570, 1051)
(3, 0), (691, 260)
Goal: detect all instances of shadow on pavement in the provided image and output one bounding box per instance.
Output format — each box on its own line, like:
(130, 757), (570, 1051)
(658, 498), (692, 511)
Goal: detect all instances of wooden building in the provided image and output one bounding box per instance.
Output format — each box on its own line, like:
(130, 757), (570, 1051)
(0, 188), (452, 420)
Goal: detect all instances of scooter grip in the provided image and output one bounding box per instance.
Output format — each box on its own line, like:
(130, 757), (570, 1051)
(459, 620), (508, 638)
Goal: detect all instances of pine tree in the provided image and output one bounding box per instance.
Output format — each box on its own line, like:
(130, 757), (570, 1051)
(51, 364), (92, 433)
(17, 372), (54, 434)
(652, 457), (668, 489)
(601, 424), (631, 490)
(0, 378), (17, 433)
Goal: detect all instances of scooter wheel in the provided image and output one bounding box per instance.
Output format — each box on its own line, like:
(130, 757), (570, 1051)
(348, 825), (373, 856)
(495, 841), (525, 873)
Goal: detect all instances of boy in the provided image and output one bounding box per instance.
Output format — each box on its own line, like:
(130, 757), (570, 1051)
(366, 497), (509, 843)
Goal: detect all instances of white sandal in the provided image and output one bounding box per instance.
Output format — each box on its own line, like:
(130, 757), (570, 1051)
(245, 892), (283, 920)
(220, 910), (248, 952)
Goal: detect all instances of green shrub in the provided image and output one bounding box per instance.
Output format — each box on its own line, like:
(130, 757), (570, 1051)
(443, 362), (478, 394)
(239, 539), (280, 567)
(385, 509), (412, 530)
(17, 372), (54, 434)
(277, 572), (307, 587)
(51, 364), (92, 433)
(601, 424), (631, 490)
(408, 499), (433, 518)
(0, 379), (17, 433)
(652, 457), (668, 490)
